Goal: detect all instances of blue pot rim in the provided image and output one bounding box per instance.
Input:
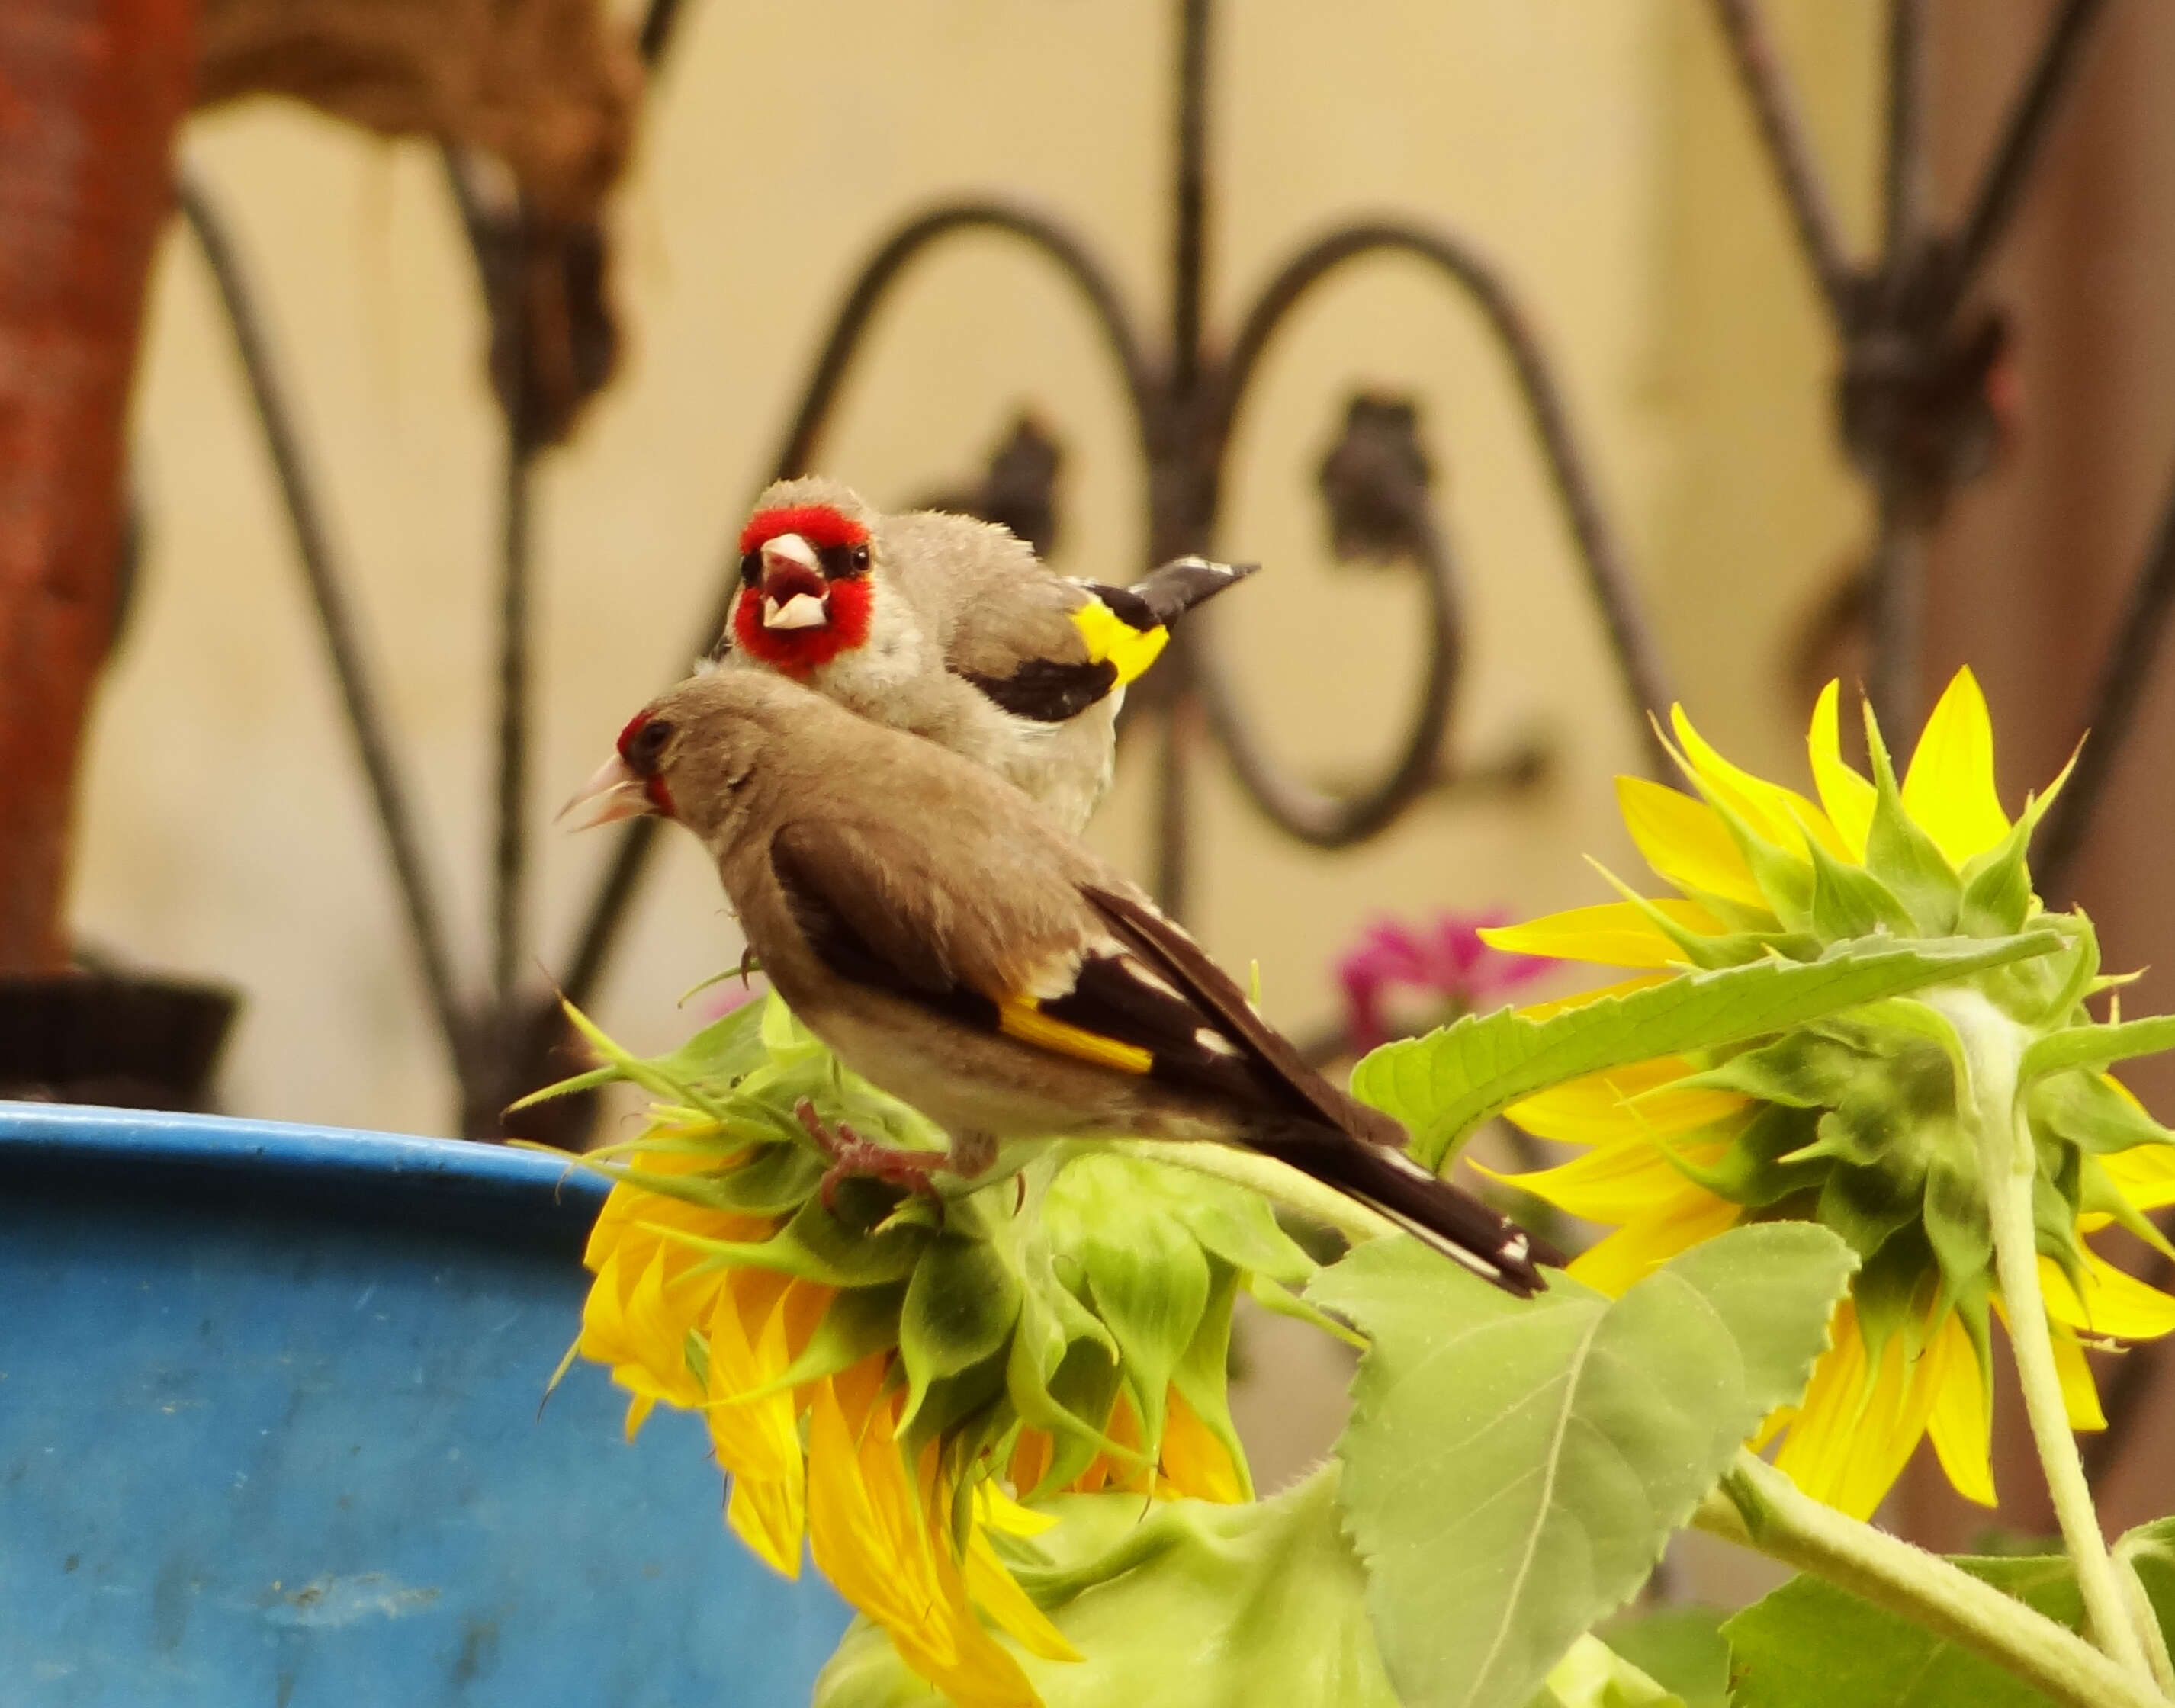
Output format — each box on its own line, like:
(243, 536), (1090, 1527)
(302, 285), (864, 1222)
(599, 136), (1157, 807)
(0, 1100), (608, 1244)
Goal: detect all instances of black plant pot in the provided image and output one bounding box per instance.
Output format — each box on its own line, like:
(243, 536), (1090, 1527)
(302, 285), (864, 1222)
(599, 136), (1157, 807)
(0, 972), (239, 1110)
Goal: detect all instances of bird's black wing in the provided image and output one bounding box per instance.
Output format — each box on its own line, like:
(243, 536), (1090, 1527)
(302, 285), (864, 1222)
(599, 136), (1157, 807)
(768, 823), (1319, 1113)
(1079, 885), (1406, 1148)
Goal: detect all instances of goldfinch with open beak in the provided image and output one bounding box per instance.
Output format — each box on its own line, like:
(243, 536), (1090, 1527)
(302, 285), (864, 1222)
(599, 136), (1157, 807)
(719, 476), (1252, 833)
(563, 669), (1547, 1296)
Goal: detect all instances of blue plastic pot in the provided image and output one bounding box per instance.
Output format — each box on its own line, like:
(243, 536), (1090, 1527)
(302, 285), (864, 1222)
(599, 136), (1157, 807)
(0, 1103), (851, 1705)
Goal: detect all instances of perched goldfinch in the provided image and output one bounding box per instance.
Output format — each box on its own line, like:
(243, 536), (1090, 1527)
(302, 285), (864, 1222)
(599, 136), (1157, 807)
(564, 669), (1547, 1296)
(718, 476), (1252, 832)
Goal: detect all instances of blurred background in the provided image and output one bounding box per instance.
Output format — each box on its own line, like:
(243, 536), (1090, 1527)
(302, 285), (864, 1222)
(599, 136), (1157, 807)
(8, 0), (2175, 1590)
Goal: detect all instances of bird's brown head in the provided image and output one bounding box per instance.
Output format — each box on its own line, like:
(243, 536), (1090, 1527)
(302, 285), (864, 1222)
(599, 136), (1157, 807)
(559, 671), (818, 846)
(728, 477), (879, 678)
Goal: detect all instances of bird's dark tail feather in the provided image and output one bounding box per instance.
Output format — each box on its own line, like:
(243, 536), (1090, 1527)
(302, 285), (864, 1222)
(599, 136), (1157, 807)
(1249, 1122), (1552, 1297)
(1129, 555), (1258, 626)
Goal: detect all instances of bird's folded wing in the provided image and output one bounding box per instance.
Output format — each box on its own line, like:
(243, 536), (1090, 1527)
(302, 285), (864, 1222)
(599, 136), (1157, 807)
(766, 820), (1403, 1143)
(767, 816), (1200, 1077)
(1081, 885), (1407, 1149)
(947, 580), (1171, 722)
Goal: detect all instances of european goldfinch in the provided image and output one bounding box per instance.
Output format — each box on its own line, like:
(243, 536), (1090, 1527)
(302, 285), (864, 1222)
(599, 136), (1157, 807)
(718, 476), (1252, 833)
(563, 669), (1547, 1295)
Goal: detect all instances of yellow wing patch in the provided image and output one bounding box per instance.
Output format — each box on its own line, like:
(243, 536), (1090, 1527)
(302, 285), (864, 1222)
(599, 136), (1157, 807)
(998, 998), (1153, 1074)
(1070, 599), (1169, 687)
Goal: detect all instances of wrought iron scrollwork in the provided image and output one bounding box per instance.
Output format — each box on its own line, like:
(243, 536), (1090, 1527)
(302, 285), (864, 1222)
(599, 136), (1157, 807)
(179, 0), (1674, 1139)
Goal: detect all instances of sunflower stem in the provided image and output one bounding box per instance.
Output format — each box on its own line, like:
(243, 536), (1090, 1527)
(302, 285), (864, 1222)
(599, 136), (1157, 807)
(1941, 988), (2159, 1687)
(1695, 1450), (2166, 1708)
(1120, 1141), (1399, 1247)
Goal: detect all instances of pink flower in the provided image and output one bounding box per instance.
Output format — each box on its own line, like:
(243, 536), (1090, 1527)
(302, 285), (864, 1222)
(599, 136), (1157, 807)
(1337, 911), (1552, 1050)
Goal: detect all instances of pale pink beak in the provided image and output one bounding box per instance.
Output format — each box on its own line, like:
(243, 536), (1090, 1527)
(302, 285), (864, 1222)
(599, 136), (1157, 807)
(758, 533), (831, 631)
(558, 752), (653, 829)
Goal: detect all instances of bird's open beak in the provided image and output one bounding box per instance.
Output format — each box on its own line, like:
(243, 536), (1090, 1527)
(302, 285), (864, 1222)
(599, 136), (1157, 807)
(558, 753), (654, 829)
(759, 533), (830, 631)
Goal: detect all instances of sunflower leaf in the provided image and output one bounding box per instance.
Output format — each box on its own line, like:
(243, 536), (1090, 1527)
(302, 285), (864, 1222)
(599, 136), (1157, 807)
(1595, 1608), (1732, 1708)
(1354, 933), (2063, 1167)
(1314, 1222), (1855, 1708)
(2116, 1517), (2175, 1666)
(1724, 1552), (2082, 1708)
(2019, 1016), (2175, 1087)
(1528, 1634), (1689, 1708)
(814, 1469), (1402, 1708)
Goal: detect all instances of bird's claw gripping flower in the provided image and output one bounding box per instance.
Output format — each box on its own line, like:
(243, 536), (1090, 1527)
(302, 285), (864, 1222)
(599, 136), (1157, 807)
(1478, 669), (2175, 1520)
(532, 992), (1316, 1708)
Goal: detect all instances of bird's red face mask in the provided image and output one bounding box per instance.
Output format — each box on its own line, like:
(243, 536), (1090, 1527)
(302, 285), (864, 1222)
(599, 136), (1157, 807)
(558, 709), (676, 829)
(729, 504), (875, 677)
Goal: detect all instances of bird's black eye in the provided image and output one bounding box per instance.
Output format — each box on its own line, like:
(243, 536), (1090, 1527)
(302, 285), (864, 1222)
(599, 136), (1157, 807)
(738, 550), (763, 586)
(624, 717), (674, 774)
(850, 542), (871, 571)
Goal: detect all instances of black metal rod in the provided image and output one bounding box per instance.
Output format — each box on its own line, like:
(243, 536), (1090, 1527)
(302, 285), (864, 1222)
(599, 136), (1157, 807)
(637, 0), (687, 66)
(559, 199), (1161, 1006)
(1881, 0), (1928, 271)
(493, 431), (533, 1004)
(1171, 0), (1211, 390)
(1192, 501), (1463, 848)
(2035, 458), (2175, 896)
(1944, 0), (2106, 309)
(1705, 0), (1859, 329)
(439, 151), (538, 1019)
(176, 171), (469, 1065)
(1208, 220), (1672, 775)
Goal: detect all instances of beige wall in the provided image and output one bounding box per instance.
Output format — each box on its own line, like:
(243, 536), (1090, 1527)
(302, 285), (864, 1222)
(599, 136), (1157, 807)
(90, 6), (1866, 1167)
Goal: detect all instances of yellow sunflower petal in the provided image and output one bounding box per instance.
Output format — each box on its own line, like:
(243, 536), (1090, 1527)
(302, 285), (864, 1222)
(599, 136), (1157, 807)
(1157, 1388), (1247, 1504)
(1616, 775), (1769, 910)
(1773, 1305), (1874, 1514)
(2042, 1253), (2175, 1341)
(976, 1482), (1059, 1539)
(2051, 1328), (2108, 1432)
(1480, 900), (1723, 969)
(1842, 1316), (1944, 1520)
(1486, 1135), (1730, 1223)
(1775, 1302), (1936, 1521)
(1008, 1430), (1055, 1498)
(704, 1277), (807, 1498)
(1923, 1314), (1997, 1507)
(2099, 1141), (2175, 1212)
(966, 1528), (1082, 1663)
(1507, 1058), (1749, 1147)
(1900, 668), (2011, 867)
(1566, 1190), (1741, 1296)
(1807, 681), (1877, 861)
(727, 1475), (806, 1578)
(1670, 705), (1849, 862)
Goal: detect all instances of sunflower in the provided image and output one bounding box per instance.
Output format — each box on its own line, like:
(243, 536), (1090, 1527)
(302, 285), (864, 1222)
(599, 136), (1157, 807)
(1479, 669), (2175, 1520)
(554, 998), (1278, 1707)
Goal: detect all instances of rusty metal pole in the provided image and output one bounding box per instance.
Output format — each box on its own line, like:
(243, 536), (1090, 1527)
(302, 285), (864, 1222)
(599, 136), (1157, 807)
(0, 0), (199, 971)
